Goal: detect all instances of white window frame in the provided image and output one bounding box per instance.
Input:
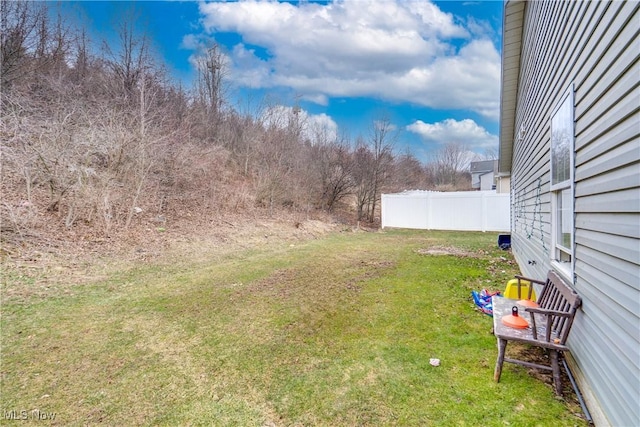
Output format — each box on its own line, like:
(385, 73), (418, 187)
(550, 85), (575, 282)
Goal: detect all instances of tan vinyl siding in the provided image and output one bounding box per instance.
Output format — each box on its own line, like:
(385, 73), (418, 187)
(577, 245), (640, 293)
(575, 188), (640, 213)
(575, 213), (640, 238)
(576, 229), (639, 265)
(507, 1), (640, 425)
(576, 131), (640, 183)
(569, 314), (638, 423)
(577, 113), (638, 165)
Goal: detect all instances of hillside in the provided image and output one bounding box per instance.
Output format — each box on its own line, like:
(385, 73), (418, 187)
(1, 1), (473, 275)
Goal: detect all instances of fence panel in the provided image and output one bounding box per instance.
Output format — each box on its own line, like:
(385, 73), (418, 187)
(381, 190), (510, 232)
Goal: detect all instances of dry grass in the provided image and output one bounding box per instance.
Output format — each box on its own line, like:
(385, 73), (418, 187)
(1, 228), (588, 426)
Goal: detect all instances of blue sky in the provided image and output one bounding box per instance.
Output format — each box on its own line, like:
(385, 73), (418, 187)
(60, 0), (504, 163)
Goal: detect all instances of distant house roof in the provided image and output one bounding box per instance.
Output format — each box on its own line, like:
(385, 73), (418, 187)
(470, 160), (497, 173)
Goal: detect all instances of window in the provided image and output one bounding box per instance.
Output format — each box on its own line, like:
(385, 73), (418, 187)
(550, 86), (575, 277)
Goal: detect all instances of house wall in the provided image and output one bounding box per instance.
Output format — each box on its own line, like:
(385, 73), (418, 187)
(471, 172), (482, 189)
(496, 175), (510, 194)
(509, 1), (639, 425)
(480, 172), (495, 191)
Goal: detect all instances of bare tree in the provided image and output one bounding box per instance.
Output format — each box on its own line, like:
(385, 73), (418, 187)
(352, 117), (396, 222)
(430, 142), (471, 190)
(482, 147), (498, 160)
(222, 110), (264, 179)
(103, 9), (151, 102)
(69, 28), (90, 82)
(1, 1), (71, 89)
(194, 44), (228, 144)
(35, 5), (71, 78)
(352, 137), (375, 222)
(124, 69), (154, 227)
(255, 129), (287, 213)
(310, 134), (354, 212)
(392, 149), (428, 191)
(367, 116), (396, 221)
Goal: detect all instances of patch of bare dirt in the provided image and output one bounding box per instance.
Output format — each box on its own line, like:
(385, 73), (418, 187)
(507, 342), (589, 422)
(344, 260), (397, 292)
(415, 246), (476, 257)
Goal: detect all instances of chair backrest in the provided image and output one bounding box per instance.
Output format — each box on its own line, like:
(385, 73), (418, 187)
(536, 271), (582, 344)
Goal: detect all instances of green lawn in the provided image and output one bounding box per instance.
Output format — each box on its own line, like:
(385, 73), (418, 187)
(1, 229), (587, 426)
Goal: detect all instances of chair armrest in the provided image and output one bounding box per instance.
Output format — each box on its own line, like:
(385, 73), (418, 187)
(525, 307), (574, 342)
(514, 275), (547, 286)
(525, 307), (572, 318)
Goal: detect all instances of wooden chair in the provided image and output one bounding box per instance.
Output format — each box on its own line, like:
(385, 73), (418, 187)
(492, 271), (582, 395)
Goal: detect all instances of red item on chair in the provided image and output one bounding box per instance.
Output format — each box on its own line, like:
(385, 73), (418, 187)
(501, 306), (529, 329)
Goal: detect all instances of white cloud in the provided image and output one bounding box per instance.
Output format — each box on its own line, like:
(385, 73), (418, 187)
(196, 0), (500, 120)
(229, 43), (270, 88)
(407, 118), (497, 150)
(181, 34), (200, 50)
(306, 112), (339, 143)
(301, 93), (329, 106)
(260, 105), (338, 143)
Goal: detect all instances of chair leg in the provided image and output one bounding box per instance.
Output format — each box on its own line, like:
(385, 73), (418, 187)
(550, 350), (562, 395)
(494, 338), (508, 382)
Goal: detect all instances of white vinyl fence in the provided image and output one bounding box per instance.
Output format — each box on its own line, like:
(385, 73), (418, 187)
(381, 190), (510, 232)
